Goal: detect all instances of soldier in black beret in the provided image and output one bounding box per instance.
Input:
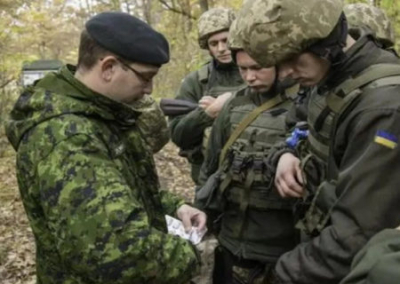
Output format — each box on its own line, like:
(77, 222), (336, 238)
(75, 11), (170, 104)
(6, 11), (207, 283)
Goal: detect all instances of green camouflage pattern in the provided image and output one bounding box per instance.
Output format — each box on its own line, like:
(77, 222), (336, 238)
(227, 19), (244, 51)
(236, 0), (343, 67)
(198, 7), (236, 49)
(131, 94), (170, 153)
(344, 3), (395, 48)
(5, 65), (199, 284)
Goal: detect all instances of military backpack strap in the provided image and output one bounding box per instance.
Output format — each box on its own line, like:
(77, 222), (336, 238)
(327, 63), (400, 113)
(327, 64), (400, 175)
(218, 95), (284, 167)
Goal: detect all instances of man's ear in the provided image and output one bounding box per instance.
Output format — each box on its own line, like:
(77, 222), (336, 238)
(99, 56), (118, 82)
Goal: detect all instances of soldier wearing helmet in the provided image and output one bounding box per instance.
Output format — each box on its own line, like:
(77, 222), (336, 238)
(195, 18), (300, 284)
(235, 0), (400, 283)
(169, 7), (244, 185)
(344, 3), (395, 50)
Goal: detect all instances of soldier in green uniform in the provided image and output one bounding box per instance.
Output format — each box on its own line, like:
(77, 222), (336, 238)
(169, 7), (245, 185)
(340, 225), (400, 284)
(340, 8), (399, 284)
(195, 19), (299, 284)
(268, 2), (399, 200)
(234, 0), (400, 283)
(6, 12), (206, 284)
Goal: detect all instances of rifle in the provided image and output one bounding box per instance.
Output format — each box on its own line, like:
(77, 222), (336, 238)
(160, 98), (198, 116)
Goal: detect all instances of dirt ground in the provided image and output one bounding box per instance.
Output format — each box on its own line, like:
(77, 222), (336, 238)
(0, 142), (195, 284)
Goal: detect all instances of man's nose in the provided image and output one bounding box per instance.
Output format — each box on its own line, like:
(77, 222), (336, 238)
(143, 81), (153, 94)
(218, 41), (227, 52)
(245, 70), (256, 82)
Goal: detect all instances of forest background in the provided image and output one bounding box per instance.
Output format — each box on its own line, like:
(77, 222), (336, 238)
(0, 0), (399, 283)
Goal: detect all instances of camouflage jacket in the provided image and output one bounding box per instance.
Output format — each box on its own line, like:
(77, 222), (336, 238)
(131, 94), (170, 153)
(6, 65), (199, 284)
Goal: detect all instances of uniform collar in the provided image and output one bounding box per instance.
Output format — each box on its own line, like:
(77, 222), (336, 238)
(317, 33), (379, 93)
(60, 65), (141, 126)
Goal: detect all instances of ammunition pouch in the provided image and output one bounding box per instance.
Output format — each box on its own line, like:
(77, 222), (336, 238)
(296, 180), (337, 236)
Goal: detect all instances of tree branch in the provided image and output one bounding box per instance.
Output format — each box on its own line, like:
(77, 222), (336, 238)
(157, 0), (196, 20)
(0, 77), (15, 89)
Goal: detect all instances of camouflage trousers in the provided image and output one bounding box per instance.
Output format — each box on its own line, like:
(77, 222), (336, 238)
(190, 235), (219, 284)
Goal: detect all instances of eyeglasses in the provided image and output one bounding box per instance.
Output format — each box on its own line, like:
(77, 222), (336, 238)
(116, 58), (154, 84)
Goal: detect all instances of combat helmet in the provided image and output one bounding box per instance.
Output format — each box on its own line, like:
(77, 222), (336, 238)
(227, 18), (244, 51)
(198, 7), (236, 49)
(236, 0), (344, 67)
(344, 3), (395, 48)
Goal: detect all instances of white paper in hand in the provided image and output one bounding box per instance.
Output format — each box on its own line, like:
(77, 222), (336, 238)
(165, 215), (207, 245)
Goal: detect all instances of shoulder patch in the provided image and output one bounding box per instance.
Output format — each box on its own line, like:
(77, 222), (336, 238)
(374, 130), (398, 149)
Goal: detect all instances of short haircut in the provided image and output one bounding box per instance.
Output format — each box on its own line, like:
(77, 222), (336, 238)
(77, 29), (111, 70)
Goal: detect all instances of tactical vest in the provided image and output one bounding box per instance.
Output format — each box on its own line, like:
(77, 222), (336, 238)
(217, 88), (298, 262)
(299, 63), (400, 236)
(182, 62), (244, 184)
(199, 63), (246, 160)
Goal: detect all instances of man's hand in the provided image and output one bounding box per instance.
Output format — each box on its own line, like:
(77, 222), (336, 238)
(397, 225), (400, 231)
(275, 153), (304, 198)
(204, 92), (232, 118)
(199, 96), (216, 110)
(176, 204), (207, 233)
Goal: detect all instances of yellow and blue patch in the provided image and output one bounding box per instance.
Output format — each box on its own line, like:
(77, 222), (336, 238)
(374, 130), (398, 149)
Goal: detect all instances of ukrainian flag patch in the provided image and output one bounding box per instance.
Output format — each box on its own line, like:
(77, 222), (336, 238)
(374, 130), (398, 149)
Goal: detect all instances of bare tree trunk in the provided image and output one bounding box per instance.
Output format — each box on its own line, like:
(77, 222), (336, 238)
(143, 0), (153, 25)
(125, 1), (131, 14)
(198, 0), (208, 13)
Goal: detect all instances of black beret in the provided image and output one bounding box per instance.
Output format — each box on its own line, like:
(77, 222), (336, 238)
(86, 12), (169, 66)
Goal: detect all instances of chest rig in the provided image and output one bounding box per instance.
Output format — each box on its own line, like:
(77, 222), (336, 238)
(299, 63), (400, 236)
(219, 90), (295, 238)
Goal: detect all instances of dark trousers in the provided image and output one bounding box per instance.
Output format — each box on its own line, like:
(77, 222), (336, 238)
(212, 246), (274, 284)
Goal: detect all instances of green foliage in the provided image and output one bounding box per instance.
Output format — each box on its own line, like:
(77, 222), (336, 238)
(0, 0), (398, 110)
(379, 0), (400, 50)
